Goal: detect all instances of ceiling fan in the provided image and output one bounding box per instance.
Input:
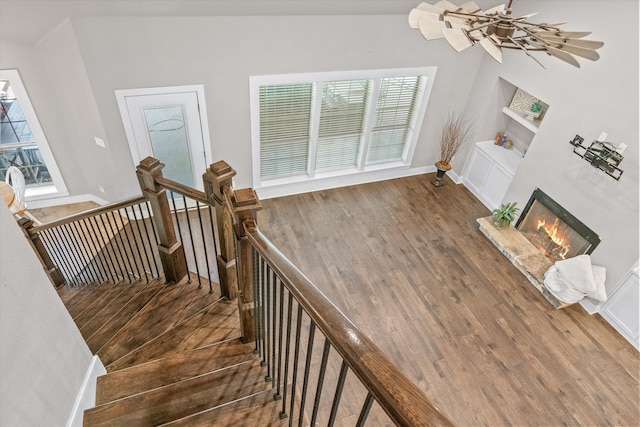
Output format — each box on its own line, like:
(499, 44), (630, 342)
(408, 0), (604, 68)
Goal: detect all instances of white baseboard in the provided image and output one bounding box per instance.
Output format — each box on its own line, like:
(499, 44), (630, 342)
(254, 164), (464, 200)
(27, 193), (109, 210)
(66, 355), (107, 427)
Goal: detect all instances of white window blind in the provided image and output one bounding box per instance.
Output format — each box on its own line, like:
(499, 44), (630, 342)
(316, 80), (370, 171)
(259, 83), (313, 179)
(251, 67), (435, 188)
(368, 76), (424, 164)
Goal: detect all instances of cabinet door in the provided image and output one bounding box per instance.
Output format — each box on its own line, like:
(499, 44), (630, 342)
(600, 271), (639, 350)
(463, 147), (492, 197)
(482, 163), (513, 210)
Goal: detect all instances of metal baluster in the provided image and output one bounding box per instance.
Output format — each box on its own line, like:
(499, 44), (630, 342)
(252, 246), (260, 355)
(287, 306), (304, 427)
(328, 361), (349, 427)
(71, 221), (100, 284)
(355, 393), (374, 427)
(63, 223), (90, 283)
(105, 211), (131, 282)
(40, 229), (69, 285)
(265, 263), (272, 381)
(83, 217), (109, 283)
(52, 226), (79, 285)
(169, 194), (190, 283)
(108, 211), (135, 282)
(136, 203), (160, 279)
(182, 196), (201, 287)
(279, 291), (293, 419)
(195, 201), (213, 293)
(260, 258), (267, 366)
(128, 205), (152, 283)
(121, 208), (144, 282)
(297, 322), (316, 427)
(91, 216), (119, 283)
(207, 205), (218, 257)
(144, 200), (164, 280)
(274, 278), (285, 401)
(271, 273), (278, 386)
(310, 338), (331, 427)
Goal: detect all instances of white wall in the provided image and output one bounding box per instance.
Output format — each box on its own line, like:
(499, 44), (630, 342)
(0, 203), (94, 426)
(65, 14), (486, 200)
(465, 0), (639, 296)
(0, 1), (637, 293)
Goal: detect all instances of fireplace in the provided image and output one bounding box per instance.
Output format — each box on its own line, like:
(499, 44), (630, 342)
(515, 189), (601, 264)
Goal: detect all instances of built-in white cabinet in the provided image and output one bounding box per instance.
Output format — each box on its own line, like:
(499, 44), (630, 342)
(599, 268), (640, 350)
(462, 141), (523, 211)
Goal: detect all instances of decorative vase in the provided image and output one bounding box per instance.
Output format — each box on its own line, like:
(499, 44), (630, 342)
(493, 218), (509, 227)
(432, 161), (451, 187)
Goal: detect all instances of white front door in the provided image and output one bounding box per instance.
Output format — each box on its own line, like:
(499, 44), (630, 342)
(116, 86), (211, 190)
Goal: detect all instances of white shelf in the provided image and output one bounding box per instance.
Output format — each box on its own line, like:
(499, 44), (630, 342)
(502, 107), (539, 133)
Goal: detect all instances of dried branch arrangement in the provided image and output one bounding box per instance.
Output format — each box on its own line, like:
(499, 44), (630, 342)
(438, 113), (472, 168)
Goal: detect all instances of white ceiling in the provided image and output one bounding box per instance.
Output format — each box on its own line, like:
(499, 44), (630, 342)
(0, 0), (425, 44)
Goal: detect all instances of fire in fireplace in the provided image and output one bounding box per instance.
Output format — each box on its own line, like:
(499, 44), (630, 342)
(515, 188), (601, 264)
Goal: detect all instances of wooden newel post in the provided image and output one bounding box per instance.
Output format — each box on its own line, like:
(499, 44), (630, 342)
(18, 217), (65, 287)
(232, 188), (262, 343)
(203, 161), (238, 299)
(136, 157), (188, 283)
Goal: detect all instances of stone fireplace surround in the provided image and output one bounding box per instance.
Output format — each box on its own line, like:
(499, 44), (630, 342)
(477, 216), (567, 309)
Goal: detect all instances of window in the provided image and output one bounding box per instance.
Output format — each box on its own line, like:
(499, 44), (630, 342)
(0, 69), (66, 198)
(250, 67), (436, 189)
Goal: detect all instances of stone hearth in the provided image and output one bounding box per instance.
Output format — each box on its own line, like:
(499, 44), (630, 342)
(477, 216), (568, 309)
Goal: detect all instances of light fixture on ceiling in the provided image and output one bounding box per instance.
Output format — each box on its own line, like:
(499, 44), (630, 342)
(408, 0), (604, 68)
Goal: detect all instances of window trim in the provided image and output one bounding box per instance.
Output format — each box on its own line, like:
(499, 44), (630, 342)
(0, 69), (68, 200)
(249, 67), (437, 191)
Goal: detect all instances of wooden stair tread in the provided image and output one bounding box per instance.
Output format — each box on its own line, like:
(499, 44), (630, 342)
(105, 299), (242, 371)
(63, 283), (111, 317)
(85, 281), (165, 353)
(96, 279), (219, 365)
(96, 338), (255, 404)
(161, 389), (294, 427)
(72, 281), (133, 325)
(84, 359), (271, 426)
(78, 281), (157, 339)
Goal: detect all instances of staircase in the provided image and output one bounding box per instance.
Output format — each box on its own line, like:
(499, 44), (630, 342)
(58, 276), (293, 426)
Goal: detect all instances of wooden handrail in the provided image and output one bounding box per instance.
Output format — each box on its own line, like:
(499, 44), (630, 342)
(155, 177), (208, 205)
(245, 224), (454, 427)
(30, 195), (148, 233)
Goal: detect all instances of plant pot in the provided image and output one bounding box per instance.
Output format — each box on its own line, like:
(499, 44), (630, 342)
(431, 161), (451, 187)
(493, 218), (510, 228)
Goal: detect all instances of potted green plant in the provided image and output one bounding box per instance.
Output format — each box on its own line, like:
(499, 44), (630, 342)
(432, 113), (472, 187)
(492, 202), (520, 227)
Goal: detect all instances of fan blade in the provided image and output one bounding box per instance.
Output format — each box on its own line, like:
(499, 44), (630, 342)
(507, 36), (547, 69)
(484, 4), (506, 15)
(536, 35), (604, 49)
(415, 2), (444, 13)
(445, 15), (473, 29)
(515, 12), (539, 19)
(545, 45), (581, 68)
(549, 44), (600, 61)
(419, 19), (447, 40)
(443, 27), (474, 51)
(434, 0), (459, 12)
(409, 7), (440, 28)
(479, 37), (502, 63)
(458, 1), (482, 13)
(534, 30), (592, 38)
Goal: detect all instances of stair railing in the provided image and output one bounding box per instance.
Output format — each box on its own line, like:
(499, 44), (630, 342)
(214, 161), (453, 427)
(20, 196), (161, 287)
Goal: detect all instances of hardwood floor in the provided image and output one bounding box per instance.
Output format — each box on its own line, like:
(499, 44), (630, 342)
(257, 173), (640, 426)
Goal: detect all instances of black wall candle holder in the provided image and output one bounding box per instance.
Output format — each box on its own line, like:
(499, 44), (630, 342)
(570, 134), (623, 180)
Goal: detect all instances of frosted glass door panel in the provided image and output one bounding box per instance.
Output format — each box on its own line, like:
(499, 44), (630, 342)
(144, 106), (194, 187)
(116, 86), (211, 191)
